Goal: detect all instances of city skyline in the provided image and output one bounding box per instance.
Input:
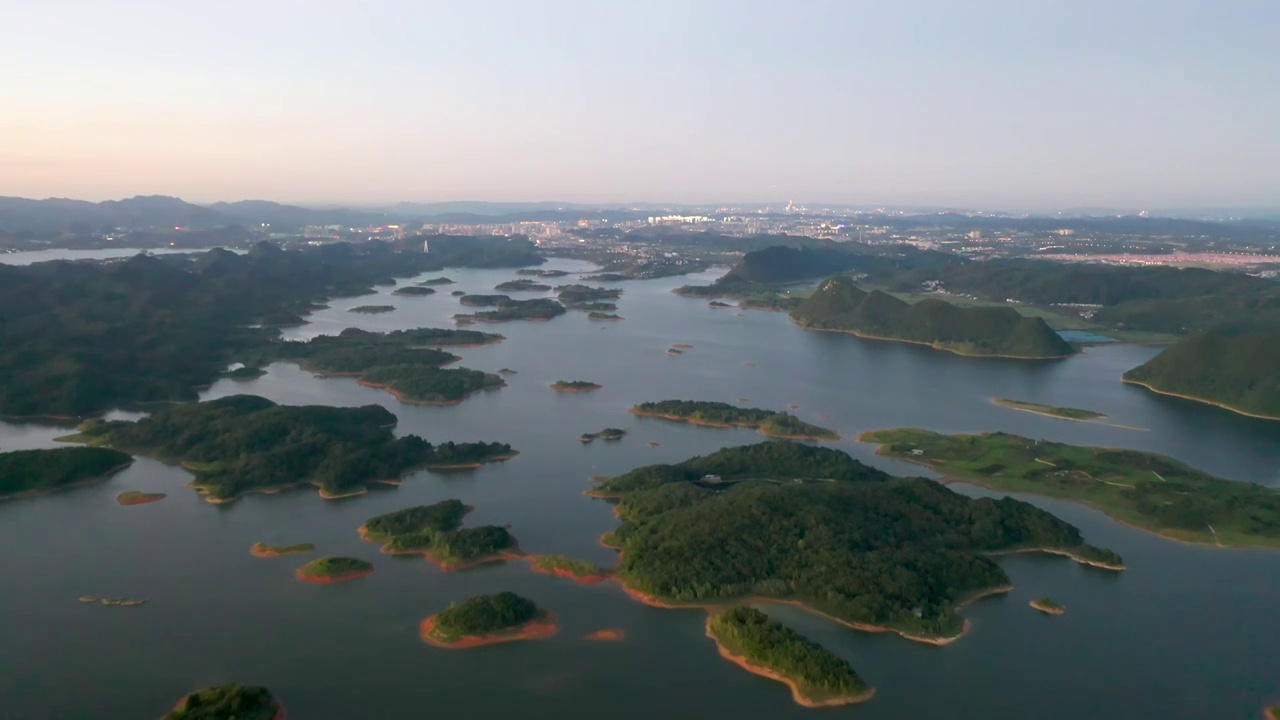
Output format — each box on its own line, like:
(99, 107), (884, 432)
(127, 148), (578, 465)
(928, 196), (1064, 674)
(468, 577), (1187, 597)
(3, 1), (1278, 209)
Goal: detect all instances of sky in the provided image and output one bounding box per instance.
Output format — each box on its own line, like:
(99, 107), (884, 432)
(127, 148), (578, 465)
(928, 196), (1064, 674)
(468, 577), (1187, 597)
(1, 0), (1278, 210)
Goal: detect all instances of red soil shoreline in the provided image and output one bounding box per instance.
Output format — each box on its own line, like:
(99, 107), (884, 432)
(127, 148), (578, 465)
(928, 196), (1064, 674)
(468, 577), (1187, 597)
(586, 628), (626, 641)
(419, 614), (559, 649)
(705, 618), (875, 707)
(164, 697), (285, 720)
(294, 567), (373, 584)
(250, 543), (314, 558)
(522, 555), (610, 584)
(116, 491), (166, 506)
(1030, 599), (1065, 615)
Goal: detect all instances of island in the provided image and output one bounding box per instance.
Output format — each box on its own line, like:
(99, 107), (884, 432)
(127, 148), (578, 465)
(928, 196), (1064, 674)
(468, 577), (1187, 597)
(517, 268), (570, 277)
(495, 279), (552, 292)
(451, 290), (466, 296)
(630, 400), (838, 441)
(860, 428), (1280, 550)
(707, 606), (873, 708)
(1267, 706), (1280, 720)
(789, 276), (1075, 359)
(498, 368), (518, 375)
(992, 398), (1107, 422)
(420, 591), (558, 648)
(391, 285), (436, 296)
(591, 440), (1121, 644)
(62, 395), (515, 503)
(563, 300), (617, 312)
(585, 628), (626, 641)
(357, 365), (505, 405)
(1030, 597), (1065, 615)
(666, 348), (683, 355)
(526, 554), (610, 583)
(588, 312), (624, 321)
(1122, 324), (1280, 421)
(348, 305), (395, 314)
(161, 684), (283, 720)
(709, 300), (733, 308)
(552, 380), (603, 393)
(80, 595), (147, 607)
(418, 276), (455, 285)
(458, 297), (567, 322)
(580, 428), (626, 443)
(556, 284), (622, 304)
(223, 365), (266, 380)
(359, 500), (520, 570)
(116, 490), (165, 506)
(295, 556), (373, 584)
(250, 542), (316, 558)
(0, 447), (134, 501)
(459, 294), (512, 307)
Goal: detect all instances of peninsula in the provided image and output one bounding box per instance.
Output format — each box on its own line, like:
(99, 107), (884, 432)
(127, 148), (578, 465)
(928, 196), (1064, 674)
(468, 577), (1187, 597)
(295, 556), (373, 584)
(348, 305), (395, 314)
(1122, 324), (1280, 420)
(420, 592), (558, 648)
(161, 684), (283, 720)
(860, 428), (1280, 550)
(790, 276), (1075, 359)
(250, 542), (316, 558)
(1030, 597), (1065, 615)
(992, 398), (1107, 422)
(359, 500), (520, 570)
(588, 312), (624, 321)
(630, 400), (838, 441)
(63, 395), (514, 502)
(552, 380), (602, 393)
(0, 447), (133, 501)
(527, 554), (610, 583)
(580, 428), (626, 443)
(116, 490), (165, 506)
(592, 441), (1119, 643)
(707, 606), (873, 707)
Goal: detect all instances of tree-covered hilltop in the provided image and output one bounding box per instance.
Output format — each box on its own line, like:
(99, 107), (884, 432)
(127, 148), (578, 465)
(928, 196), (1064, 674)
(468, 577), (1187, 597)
(593, 440), (889, 497)
(348, 305), (396, 314)
(530, 554), (609, 580)
(391, 285), (436, 296)
(580, 428), (626, 442)
(359, 365), (505, 404)
(430, 592), (541, 640)
(362, 500), (517, 568)
(0, 240), (538, 418)
(555, 284), (623, 303)
(861, 428), (1280, 549)
(707, 606), (871, 706)
(790, 277), (1075, 358)
(161, 683), (282, 720)
(1122, 324), (1280, 420)
(0, 447), (133, 499)
(418, 276), (455, 285)
(464, 297), (567, 322)
(296, 556), (373, 581)
(495, 279), (552, 292)
(551, 380), (602, 392)
(595, 442), (1119, 639)
(66, 395), (514, 502)
(631, 400), (838, 440)
(459, 294), (512, 307)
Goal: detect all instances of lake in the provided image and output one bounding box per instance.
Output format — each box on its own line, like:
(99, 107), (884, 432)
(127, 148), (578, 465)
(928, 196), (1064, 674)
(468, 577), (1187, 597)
(2, 254), (1278, 719)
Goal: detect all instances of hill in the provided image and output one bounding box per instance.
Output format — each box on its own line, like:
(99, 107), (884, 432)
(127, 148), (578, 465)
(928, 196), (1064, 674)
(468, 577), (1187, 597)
(790, 277), (1074, 358)
(1122, 324), (1280, 420)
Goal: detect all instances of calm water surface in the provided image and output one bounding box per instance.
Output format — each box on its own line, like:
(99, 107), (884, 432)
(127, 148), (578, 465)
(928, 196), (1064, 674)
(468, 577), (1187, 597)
(2, 256), (1279, 719)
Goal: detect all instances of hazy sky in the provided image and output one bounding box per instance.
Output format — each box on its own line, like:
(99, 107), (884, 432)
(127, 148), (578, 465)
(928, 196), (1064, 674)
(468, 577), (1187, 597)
(2, 1), (1277, 209)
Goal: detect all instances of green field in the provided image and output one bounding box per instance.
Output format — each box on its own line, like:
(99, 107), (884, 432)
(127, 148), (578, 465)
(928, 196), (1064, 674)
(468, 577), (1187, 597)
(992, 398), (1107, 422)
(860, 429), (1280, 549)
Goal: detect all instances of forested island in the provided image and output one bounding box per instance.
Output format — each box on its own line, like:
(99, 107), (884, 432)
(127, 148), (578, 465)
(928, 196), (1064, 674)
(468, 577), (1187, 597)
(630, 400), (838, 441)
(295, 556), (373, 584)
(707, 606), (873, 707)
(588, 312), (624, 321)
(1122, 324), (1280, 420)
(418, 276), (455, 285)
(161, 684), (283, 720)
(358, 365), (505, 405)
(580, 428), (626, 443)
(495, 279), (552, 292)
(592, 441), (1118, 642)
(0, 240), (540, 418)
(116, 490), (165, 506)
(391, 285), (435, 296)
(992, 398), (1107, 422)
(63, 395), (515, 502)
(459, 294), (511, 306)
(860, 429), (1280, 549)
(552, 380), (602, 393)
(359, 500), (519, 570)
(458, 297), (567, 322)
(420, 591), (557, 648)
(790, 277), (1075, 358)
(526, 554), (610, 583)
(565, 301), (617, 312)
(348, 304), (395, 314)
(556, 284), (622, 304)
(517, 268), (570, 278)
(250, 542), (315, 557)
(0, 447), (133, 500)
(1030, 597), (1065, 615)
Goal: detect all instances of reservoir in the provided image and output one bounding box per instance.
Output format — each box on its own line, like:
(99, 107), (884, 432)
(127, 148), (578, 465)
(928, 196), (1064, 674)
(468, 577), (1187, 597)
(1, 256), (1278, 719)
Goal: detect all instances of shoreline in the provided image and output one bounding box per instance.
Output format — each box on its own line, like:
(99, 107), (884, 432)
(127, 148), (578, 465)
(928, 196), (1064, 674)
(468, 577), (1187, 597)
(989, 398), (1109, 423)
(419, 613), (559, 649)
(585, 628), (626, 641)
(0, 460), (135, 504)
(522, 555), (610, 584)
(1120, 378), (1280, 422)
(295, 567), (373, 584)
(1030, 599), (1065, 615)
(628, 409), (839, 442)
(988, 546), (1127, 572)
(789, 317), (1075, 360)
(614, 579), (1012, 647)
(165, 695), (285, 720)
(705, 618), (875, 708)
(250, 543), (315, 558)
(116, 491), (165, 506)
(355, 379), (507, 406)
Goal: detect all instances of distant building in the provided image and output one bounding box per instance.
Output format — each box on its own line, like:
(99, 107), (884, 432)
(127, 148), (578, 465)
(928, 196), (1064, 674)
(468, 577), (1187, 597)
(423, 239), (430, 253)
